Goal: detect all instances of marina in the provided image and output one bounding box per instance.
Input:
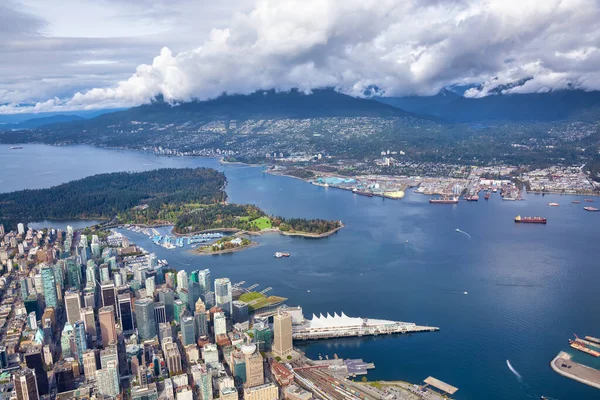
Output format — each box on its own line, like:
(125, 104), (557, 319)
(122, 224), (224, 250)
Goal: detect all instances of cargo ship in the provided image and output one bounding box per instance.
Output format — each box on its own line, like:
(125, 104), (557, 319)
(274, 252), (290, 258)
(585, 336), (600, 345)
(353, 189), (373, 197)
(584, 206), (599, 212)
(569, 339), (600, 357)
(429, 196), (459, 204)
(514, 215), (547, 224)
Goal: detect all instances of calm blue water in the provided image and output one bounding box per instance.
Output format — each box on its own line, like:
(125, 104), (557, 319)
(2, 144), (600, 399)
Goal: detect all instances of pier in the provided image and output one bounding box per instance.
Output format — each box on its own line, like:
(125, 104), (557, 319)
(551, 351), (600, 390)
(292, 312), (438, 341)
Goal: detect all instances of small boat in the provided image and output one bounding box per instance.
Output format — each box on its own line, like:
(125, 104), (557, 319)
(548, 203), (559, 206)
(484, 193), (490, 200)
(463, 291), (468, 295)
(10, 146), (23, 150)
(584, 207), (599, 212)
(572, 201), (580, 204)
(585, 199), (595, 202)
(274, 252), (290, 258)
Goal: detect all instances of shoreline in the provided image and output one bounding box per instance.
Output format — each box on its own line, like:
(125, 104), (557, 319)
(550, 351), (600, 390)
(191, 240), (259, 256)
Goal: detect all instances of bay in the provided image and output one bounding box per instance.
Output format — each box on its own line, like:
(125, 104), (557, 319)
(1, 144), (599, 399)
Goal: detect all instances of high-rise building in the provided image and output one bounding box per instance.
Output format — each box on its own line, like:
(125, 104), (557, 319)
(154, 301), (167, 325)
(24, 346), (48, 396)
(98, 306), (117, 347)
(83, 289), (95, 309)
(17, 223), (25, 235)
(187, 280), (201, 312)
(60, 322), (74, 358)
(135, 298), (157, 340)
(100, 345), (119, 370)
(181, 316), (196, 346)
(173, 300), (185, 324)
(90, 235), (101, 257)
(196, 364), (213, 400)
(213, 312), (227, 340)
(95, 360), (119, 397)
(214, 278), (232, 317)
(13, 368), (39, 400)
(145, 276), (155, 298)
(131, 384), (159, 400)
(204, 291), (215, 309)
(202, 343), (219, 365)
(64, 291), (81, 325)
(273, 311), (293, 358)
(73, 321), (88, 367)
(101, 282), (116, 313)
(198, 269), (211, 295)
(232, 301), (249, 324)
(85, 260), (96, 288)
(243, 344), (264, 388)
(79, 307), (96, 340)
(82, 350), (97, 380)
(118, 294), (134, 333)
(164, 342), (182, 375)
(41, 265), (58, 308)
(176, 270), (188, 291)
(65, 257), (82, 290)
(0, 346), (8, 369)
(158, 322), (173, 345)
(55, 360), (76, 393)
(194, 311), (209, 338)
(20, 278), (29, 300)
(253, 322), (272, 352)
(27, 311), (37, 330)
(158, 288), (175, 321)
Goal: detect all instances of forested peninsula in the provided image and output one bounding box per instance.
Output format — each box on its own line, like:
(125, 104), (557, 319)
(0, 168), (343, 237)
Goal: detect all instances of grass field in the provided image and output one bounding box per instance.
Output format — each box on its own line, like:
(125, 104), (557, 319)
(251, 216), (272, 230)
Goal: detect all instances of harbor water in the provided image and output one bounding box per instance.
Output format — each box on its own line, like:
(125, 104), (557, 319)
(2, 144), (600, 399)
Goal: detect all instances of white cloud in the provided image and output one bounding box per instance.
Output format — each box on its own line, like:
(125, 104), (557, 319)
(2, 0), (600, 114)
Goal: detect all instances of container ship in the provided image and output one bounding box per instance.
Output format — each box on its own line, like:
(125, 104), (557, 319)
(429, 196), (459, 204)
(353, 189), (373, 197)
(514, 215), (547, 224)
(584, 206), (599, 212)
(569, 339), (600, 357)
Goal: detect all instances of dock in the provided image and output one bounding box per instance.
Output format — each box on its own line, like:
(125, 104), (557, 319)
(551, 351), (600, 390)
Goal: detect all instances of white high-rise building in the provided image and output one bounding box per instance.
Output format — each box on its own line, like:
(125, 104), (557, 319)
(64, 291), (81, 326)
(177, 271), (188, 291)
(214, 278), (232, 316)
(213, 312), (227, 340)
(17, 223), (25, 235)
(96, 360), (120, 397)
(145, 276), (155, 297)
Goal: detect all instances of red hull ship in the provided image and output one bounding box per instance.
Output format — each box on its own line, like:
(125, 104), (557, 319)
(514, 215), (547, 224)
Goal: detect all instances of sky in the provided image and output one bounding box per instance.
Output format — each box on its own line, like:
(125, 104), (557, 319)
(1, 0), (600, 114)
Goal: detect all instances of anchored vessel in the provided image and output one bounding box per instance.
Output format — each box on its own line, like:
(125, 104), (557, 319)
(584, 207), (599, 212)
(429, 196), (459, 204)
(514, 215), (547, 224)
(292, 312), (438, 340)
(274, 252), (290, 258)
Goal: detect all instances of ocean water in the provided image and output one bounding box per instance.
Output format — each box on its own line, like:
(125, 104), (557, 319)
(1, 144), (600, 399)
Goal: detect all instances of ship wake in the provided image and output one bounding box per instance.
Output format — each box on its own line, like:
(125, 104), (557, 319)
(455, 228), (472, 239)
(506, 360), (522, 381)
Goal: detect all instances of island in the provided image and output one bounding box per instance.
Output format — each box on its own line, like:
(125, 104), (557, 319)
(0, 168), (344, 253)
